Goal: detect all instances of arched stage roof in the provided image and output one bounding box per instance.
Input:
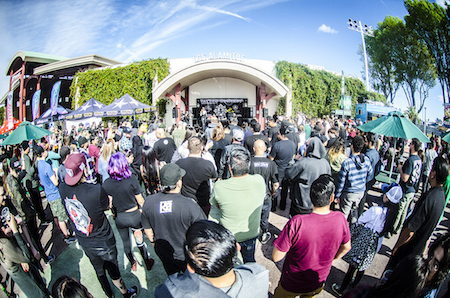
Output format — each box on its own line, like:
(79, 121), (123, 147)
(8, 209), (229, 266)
(6, 51), (67, 75)
(152, 59), (289, 104)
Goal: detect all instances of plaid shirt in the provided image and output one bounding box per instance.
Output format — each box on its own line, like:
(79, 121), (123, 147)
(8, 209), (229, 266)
(79, 148), (97, 184)
(119, 136), (132, 152)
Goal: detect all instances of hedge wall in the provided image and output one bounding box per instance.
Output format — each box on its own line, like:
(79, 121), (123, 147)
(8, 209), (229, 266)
(275, 61), (386, 117)
(69, 58), (170, 108)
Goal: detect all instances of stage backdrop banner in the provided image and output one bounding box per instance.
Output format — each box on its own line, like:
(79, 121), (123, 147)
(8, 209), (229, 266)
(50, 81), (61, 116)
(6, 91), (13, 130)
(197, 98), (247, 119)
(32, 90), (41, 120)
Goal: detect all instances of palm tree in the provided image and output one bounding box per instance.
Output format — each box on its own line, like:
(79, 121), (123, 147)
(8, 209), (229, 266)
(405, 106), (420, 124)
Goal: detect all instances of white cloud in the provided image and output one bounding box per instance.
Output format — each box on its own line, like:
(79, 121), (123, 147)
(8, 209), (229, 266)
(318, 24), (338, 34)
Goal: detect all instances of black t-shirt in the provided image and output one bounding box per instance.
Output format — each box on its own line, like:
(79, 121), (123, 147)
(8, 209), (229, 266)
(269, 139), (296, 179)
(141, 192), (206, 261)
(244, 134), (270, 156)
(287, 132), (300, 150)
(59, 182), (115, 247)
(176, 157), (217, 206)
(210, 139), (230, 169)
(153, 137), (177, 163)
(268, 126), (280, 147)
(404, 186), (445, 256)
(250, 157), (278, 195)
(400, 155), (422, 194)
(103, 176), (141, 213)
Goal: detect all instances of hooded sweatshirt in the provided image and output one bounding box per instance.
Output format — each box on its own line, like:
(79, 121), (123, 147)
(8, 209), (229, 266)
(285, 137), (331, 215)
(336, 153), (373, 198)
(155, 263), (268, 298)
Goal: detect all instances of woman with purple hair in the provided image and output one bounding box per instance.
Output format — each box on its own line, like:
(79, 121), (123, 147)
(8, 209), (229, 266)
(103, 152), (154, 271)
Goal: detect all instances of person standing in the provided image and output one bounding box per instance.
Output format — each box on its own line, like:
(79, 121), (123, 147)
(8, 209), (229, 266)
(272, 175), (351, 297)
(385, 157), (449, 271)
(77, 136), (97, 184)
(336, 136), (373, 224)
(250, 139), (279, 244)
(176, 136), (217, 216)
(358, 132), (381, 216)
(103, 152), (154, 272)
(21, 141), (49, 224)
(6, 157), (54, 264)
(285, 137), (331, 216)
(210, 147), (265, 263)
(244, 122), (270, 156)
(153, 128), (177, 164)
(141, 163), (206, 275)
(35, 145), (75, 244)
(269, 121), (296, 211)
(59, 153), (139, 298)
(392, 138), (422, 235)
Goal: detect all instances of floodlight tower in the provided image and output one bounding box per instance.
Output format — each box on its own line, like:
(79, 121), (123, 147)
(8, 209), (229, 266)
(348, 19), (374, 91)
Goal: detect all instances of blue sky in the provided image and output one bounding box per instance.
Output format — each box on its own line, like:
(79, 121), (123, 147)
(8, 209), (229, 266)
(0, 0), (446, 123)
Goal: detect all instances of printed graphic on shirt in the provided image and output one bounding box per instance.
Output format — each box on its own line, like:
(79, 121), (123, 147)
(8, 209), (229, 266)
(65, 194), (92, 236)
(160, 200), (172, 214)
(411, 160), (422, 184)
(254, 162), (269, 168)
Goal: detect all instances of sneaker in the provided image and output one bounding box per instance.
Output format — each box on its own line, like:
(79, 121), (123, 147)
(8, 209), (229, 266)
(260, 231), (271, 245)
(123, 286), (139, 298)
(64, 236), (77, 244)
(144, 258), (155, 271)
(331, 283), (342, 297)
(44, 254), (55, 264)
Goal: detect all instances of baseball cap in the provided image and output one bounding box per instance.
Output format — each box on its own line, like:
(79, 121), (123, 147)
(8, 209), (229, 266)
(232, 129), (244, 142)
(78, 136), (88, 147)
(59, 146), (71, 162)
(122, 127), (131, 134)
(381, 183), (402, 204)
(64, 153), (87, 186)
(9, 157), (21, 171)
(34, 145), (45, 156)
(280, 120), (295, 135)
(160, 163), (186, 187)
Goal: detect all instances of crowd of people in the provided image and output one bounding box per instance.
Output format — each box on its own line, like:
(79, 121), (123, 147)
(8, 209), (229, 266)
(0, 112), (449, 298)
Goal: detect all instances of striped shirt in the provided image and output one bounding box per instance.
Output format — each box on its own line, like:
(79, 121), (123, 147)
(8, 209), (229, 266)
(336, 154), (373, 198)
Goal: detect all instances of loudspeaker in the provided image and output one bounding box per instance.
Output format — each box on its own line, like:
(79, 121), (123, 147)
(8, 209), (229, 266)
(192, 107), (200, 119)
(262, 108), (268, 118)
(243, 107), (251, 118)
(172, 108), (178, 118)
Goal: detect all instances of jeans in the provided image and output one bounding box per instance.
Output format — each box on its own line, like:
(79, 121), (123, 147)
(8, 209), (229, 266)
(339, 192), (364, 224)
(239, 237), (257, 263)
(261, 195), (272, 231)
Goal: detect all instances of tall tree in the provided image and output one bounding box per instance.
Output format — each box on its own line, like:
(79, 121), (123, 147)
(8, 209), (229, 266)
(365, 16), (403, 104)
(366, 15), (436, 113)
(396, 19), (436, 114)
(405, 0), (450, 104)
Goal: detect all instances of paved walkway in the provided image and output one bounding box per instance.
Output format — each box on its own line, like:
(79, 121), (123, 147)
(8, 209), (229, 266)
(5, 183), (450, 298)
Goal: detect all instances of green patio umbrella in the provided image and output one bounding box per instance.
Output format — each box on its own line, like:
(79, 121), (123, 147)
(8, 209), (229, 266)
(442, 132), (450, 144)
(0, 134), (7, 140)
(1, 121), (52, 146)
(358, 111), (430, 179)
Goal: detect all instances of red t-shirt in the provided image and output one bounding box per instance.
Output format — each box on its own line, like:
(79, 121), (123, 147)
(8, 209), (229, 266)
(274, 211), (350, 293)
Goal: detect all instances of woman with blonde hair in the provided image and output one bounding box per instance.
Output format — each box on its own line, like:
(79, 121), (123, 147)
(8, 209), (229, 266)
(209, 122), (229, 169)
(98, 140), (115, 183)
(325, 138), (347, 183)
